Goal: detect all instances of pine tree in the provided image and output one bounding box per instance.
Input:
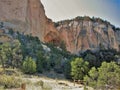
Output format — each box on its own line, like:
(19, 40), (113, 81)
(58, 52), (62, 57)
(22, 57), (36, 74)
(71, 58), (89, 80)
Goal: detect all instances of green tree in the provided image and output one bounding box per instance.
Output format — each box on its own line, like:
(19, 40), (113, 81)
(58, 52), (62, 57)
(84, 67), (98, 89)
(64, 60), (72, 79)
(71, 58), (89, 80)
(10, 40), (23, 69)
(0, 44), (7, 71)
(2, 40), (23, 69)
(22, 57), (36, 74)
(36, 51), (45, 73)
(0, 42), (11, 71)
(84, 62), (120, 90)
(97, 62), (120, 89)
(84, 53), (98, 67)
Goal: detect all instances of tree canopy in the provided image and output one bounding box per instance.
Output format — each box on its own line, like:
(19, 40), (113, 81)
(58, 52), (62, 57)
(71, 58), (89, 80)
(84, 62), (120, 90)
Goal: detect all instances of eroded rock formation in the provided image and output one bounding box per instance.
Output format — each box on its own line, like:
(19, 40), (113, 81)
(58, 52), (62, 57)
(0, 0), (59, 42)
(0, 0), (119, 54)
(55, 17), (120, 54)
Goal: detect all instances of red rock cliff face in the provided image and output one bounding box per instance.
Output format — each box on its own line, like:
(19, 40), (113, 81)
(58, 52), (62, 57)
(0, 0), (59, 42)
(0, 1), (119, 54)
(56, 17), (120, 54)
(27, 0), (59, 41)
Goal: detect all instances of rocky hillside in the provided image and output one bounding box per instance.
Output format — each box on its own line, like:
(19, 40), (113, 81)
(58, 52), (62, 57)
(55, 16), (120, 54)
(0, 0), (59, 42)
(0, 0), (120, 54)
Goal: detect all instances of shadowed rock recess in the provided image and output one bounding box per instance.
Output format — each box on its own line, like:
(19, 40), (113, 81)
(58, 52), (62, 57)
(0, 0), (59, 43)
(0, 0), (120, 54)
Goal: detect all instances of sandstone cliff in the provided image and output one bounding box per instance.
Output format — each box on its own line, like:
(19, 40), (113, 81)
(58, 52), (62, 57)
(55, 16), (120, 54)
(0, 0), (120, 54)
(0, 0), (59, 42)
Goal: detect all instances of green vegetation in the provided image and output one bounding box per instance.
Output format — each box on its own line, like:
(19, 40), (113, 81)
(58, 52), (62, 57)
(71, 58), (89, 80)
(0, 43), (7, 71)
(81, 49), (120, 67)
(35, 80), (44, 88)
(0, 27), (120, 90)
(84, 62), (120, 90)
(63, 60), (72, 79)
(0, 28), (74, 75)
(22, 57), (36, 74)
(36, 51), (45, 73)
(84, 67), (98, 89)
(0, 40), (22, 71)
(0, 74), (22, 89)
(54, 16), (120, 29)
(84, 53), (97, 68)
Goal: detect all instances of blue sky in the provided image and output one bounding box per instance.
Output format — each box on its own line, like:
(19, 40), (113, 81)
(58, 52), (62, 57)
(41, 0), (120, 27)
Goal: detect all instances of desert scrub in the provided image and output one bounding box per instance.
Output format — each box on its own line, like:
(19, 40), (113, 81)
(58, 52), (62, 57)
(0, 74), (22, 88)
(35, 80), (44, 88)
(23, 79), (32, 85)
(42, 83), (52, 90)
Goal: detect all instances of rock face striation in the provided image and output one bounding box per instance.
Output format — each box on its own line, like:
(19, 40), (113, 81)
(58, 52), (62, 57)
(0, 0), (120, 54)
(55, 16), (120, 54)
(0, 0), (59, 42)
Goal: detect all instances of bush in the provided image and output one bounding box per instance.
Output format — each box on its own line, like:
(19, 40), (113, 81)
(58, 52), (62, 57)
(35, 80), (44, 88)
(36, 52), (45, 73)
(0, 74), (22, 89)
(63, 60), (72, 79)
(71, 58), (89, 80)
(43, 83), (52, 90)
(84, 62), (120, 90)
(34, 81), (52, 90)
(22, 57), (36, 74)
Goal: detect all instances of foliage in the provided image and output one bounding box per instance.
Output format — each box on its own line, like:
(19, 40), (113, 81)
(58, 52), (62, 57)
(71, 58), (89, 80)
(81, 49), (119, 68)
(35, 80), (44, 88)
(63, 60), (72, 79)
(45, 42), (74, 74)
(97, 62), (120, 89)
(84, 62), (120, 90)
(22, 57), (36, 74)
(0, 74), (22, 88)
(0, 22), (3, 28)
(0, 40), (22, 71)
(0, 29), (74, 75)
(42, 83), (52, 90)
(36, 51), (46, 73)
(54, 22), (59, 27)
(17, 34), (43, 59)
(8, 40), (23, 69)
(84, 53), (97, 68)
(0, 43), (8, 71)
(84, 67), (98, 89)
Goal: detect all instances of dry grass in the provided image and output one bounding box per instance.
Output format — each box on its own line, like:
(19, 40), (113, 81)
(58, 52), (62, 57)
(0, 67), (84, 90)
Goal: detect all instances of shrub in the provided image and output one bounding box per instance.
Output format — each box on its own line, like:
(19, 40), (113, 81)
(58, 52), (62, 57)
(43, 83), (52, 90)
(0, 74), (22, 88)
(22, 57), (36, 74)
(63, 60), (72, 79)
(71, 58), (89, 80)
(84, 62), (120, 90)
(35, 80), (44, 88)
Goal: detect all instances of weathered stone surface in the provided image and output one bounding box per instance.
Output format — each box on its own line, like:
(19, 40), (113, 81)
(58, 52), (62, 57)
(0, 0), (59, 42)
(0, 0), (119, 54)
(56, 17), (120, 54)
